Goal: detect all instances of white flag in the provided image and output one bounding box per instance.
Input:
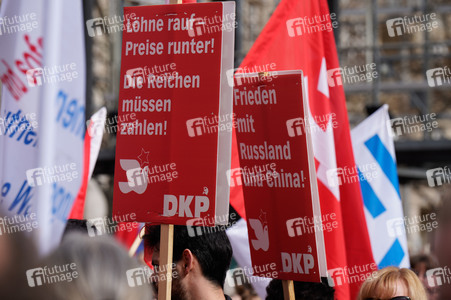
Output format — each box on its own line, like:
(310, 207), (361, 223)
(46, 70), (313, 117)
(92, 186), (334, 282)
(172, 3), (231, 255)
(351, 104), (410, 268)
(0, 0), (86, 255)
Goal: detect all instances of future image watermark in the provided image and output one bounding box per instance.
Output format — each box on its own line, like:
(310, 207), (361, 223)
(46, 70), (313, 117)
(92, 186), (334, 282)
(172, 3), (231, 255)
(26, 263), (78, 287)
(86, 13), (136, 37)
(328, 263), (377, 287)
(26, 63), (78, 87)
(286, 13), (338, 37)
(386, 213), (438, 237)
(327, 63), (378, 87)
(124, 63), (178, 89)
(326, 163), (378, 187)
(186, 212), (238, 237)
(0, 13), (38, 36)
(0, 213), (38, 235)
(426, 267), (451, 287)
(119, 150), (179, 194)
(227, 263), (277, 287)
(0, 109), (38, 136)
(426, 66), (451, 87)
(286, 213), (338, 237)
(426, 166), (451, 187)
(86, 213), (139, 237)
(286, 113), (338, 136)
(386, 13), (438, 37)
(389, 113), (438, 137)
(126, 263), (178, 287)
(87, 112), (137, 137)
(227, 63), (278, 87)
(227, 163), (279, 188)
(26, 163), (78, 187)
(187, 12), (237, 37)
(186, 113), (237, 137)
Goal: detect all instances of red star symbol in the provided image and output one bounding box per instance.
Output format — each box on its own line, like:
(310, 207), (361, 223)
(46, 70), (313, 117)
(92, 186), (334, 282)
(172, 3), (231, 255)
(137, 148), (149, 166)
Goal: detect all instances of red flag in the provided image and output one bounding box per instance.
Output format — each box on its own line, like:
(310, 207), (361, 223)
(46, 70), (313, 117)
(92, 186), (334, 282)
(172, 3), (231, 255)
(68, 123), (92, 219)
(230, 0), (375, 298)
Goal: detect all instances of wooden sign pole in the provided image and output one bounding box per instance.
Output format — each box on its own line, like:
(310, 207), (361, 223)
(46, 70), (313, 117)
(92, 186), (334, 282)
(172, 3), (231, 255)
(283, 280), (296, 300)
(158, 224), (174, 300)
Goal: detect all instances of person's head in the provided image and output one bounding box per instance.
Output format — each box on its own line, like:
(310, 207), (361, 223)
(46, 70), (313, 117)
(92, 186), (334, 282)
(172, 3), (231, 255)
(358, 267), (427, 300)
(45, 232), (153, 300)
(265, 279), (334, 300)
(62, 219), (96, 238)
(410, 254), (439, 300)
(143, 224), (233, 300)
(435, 186), (451, 299)
(0, 214), (55, 299)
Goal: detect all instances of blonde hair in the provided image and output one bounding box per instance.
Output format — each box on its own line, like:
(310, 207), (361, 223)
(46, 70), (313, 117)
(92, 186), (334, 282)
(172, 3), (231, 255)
(358, 266), (427, 300)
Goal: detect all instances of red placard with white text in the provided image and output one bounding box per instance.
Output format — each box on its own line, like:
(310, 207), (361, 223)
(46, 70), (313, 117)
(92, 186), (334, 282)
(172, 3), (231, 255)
(113, 2), (235, 225)
(233, 71), (327, 282)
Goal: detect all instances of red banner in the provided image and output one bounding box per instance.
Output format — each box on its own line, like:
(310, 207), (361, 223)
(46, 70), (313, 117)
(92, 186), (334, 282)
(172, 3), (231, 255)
(113, 3), (235, 225)
(233, 71), (326, 282)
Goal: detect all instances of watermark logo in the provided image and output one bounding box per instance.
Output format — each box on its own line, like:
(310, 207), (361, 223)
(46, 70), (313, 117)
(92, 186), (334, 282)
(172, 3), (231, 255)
(186, 212), (237, 237)
(26, 163), (78, 187)
(0, 109), (38, 137)
(286, 118), (304, 136)
(118, 159), (148, 194)
(188, 18), (206, 37)
(118, 151), (178, 194)
(389, 113), (438, 137)
(0, 213), (38, 235)
(328, 263), (377, 287)
(326, 163), (378, 187)
(286, 113), (338, 136)
(286, 13), (338, 37)
(124, 63), (178, 89)
(86, 13), (136, 37)
(426, 267), (451, 287)
(386, 213), (438, 237)
(386, 13), (438, 37)
(126, 267), (150, 287)
(0, 13), (38, 36)
(426, 66), (451, 87)
(26, 263), (78, 287)
(26, 63), (78, 87)
(86, 113), (137, 137)
(226, 263), (277, 287)
(286, 213), (338, 237)
(126, 264), (178, 287)
(227, 167), (243, 187)
(426, 166), (451, 187)
(226, 164), (278, 188)
(186, 113), (236, 137)
(226, 63), (278, 87)
(187, 12), (236, 37)
(127, 167), (147, 187)
(86, 213), (138, 237)
(327, 64), (378, 87)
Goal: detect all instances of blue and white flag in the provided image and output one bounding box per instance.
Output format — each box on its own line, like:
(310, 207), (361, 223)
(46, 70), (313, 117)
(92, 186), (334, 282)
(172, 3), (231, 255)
(0, 0), (86, 255)
(351, 104), (409, 269)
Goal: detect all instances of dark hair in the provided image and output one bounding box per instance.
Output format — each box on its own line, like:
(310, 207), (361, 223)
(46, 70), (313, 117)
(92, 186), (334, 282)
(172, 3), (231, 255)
(265, 279), (334, 300)
(143, 224), (233, 288)
(410, 254), (438, 271)
(63, 219), (96, 237)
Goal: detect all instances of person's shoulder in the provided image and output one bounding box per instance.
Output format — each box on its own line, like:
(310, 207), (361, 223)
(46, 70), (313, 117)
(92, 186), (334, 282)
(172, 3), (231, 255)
(224, 295), (232, 300)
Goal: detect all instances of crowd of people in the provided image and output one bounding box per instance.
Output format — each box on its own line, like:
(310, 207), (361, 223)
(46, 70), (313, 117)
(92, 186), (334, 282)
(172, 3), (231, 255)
(1, 210), (449, 300)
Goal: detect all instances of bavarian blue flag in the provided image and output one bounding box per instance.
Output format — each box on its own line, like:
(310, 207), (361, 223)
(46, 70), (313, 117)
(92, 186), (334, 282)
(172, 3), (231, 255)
(351, 104), (410, 269)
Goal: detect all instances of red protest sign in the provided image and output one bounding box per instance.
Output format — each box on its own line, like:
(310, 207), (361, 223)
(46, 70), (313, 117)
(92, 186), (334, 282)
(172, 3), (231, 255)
(113, 2), (235, 225)
(233, 71), (327, 282)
